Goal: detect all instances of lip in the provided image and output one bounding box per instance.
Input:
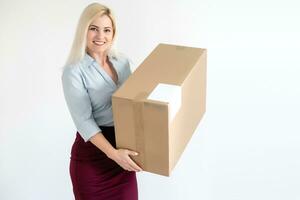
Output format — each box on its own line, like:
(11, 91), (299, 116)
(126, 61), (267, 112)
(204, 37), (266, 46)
(93, 41), (105, 46)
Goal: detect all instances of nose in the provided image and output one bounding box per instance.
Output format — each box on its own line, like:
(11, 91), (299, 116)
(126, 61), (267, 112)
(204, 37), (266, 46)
(95, 29), (105, 39)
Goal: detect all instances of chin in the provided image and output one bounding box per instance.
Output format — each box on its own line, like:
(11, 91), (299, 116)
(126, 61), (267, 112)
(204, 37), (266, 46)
(92, 48), (108, 54)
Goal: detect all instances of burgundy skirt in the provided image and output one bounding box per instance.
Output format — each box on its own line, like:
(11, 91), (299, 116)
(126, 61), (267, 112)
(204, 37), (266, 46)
(69, 126), (138, 200)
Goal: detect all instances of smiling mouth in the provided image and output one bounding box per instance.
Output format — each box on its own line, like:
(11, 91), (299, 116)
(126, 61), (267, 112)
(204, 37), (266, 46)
(93, 41), (105, 46)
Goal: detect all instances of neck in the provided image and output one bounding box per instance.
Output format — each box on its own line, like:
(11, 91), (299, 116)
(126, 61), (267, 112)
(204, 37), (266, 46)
(87, 51), (108, 67)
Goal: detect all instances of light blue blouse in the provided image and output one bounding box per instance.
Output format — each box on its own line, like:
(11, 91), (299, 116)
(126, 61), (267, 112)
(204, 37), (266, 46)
(62, 53), (131, 142)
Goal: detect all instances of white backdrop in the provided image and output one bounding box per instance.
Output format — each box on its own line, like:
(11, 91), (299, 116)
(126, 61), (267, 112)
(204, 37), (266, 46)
(1, 0), (299, 199)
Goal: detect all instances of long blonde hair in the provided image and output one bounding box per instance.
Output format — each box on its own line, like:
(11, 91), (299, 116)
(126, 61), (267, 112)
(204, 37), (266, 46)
(65, 3), (118, 66)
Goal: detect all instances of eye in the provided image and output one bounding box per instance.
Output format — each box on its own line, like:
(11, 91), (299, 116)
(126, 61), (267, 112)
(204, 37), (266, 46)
(89, 27), (98, 31)
(104, 29), (111, 33)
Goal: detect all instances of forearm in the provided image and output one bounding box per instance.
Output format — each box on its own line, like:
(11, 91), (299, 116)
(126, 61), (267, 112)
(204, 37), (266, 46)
(89, 132), (116, 159)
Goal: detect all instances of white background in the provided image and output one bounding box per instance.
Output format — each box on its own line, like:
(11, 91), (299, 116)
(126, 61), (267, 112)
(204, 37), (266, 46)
(1, 0), (299, 199)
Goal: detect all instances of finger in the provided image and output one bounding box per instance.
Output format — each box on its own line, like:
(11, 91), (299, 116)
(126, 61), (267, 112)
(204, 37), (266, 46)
(122, 164), (132, 171)
(124, 165), (135, 172)
(128, 151), (139, 156)
(122, 159), (138, 172)
(127, 158), (143, 171)
(127, 167), (137, 172)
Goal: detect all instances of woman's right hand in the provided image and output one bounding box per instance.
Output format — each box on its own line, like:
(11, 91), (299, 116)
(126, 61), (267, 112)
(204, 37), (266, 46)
(108, 149), (143, 172)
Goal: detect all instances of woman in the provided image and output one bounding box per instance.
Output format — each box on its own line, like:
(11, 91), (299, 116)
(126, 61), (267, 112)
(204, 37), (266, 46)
(62, 3), (142, 200)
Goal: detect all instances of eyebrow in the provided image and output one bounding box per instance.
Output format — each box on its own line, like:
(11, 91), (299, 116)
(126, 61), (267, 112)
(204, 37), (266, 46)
(89, 25), (112, 29)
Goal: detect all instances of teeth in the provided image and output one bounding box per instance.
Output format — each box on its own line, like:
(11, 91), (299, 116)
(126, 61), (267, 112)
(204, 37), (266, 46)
(93, 41), (105, 45)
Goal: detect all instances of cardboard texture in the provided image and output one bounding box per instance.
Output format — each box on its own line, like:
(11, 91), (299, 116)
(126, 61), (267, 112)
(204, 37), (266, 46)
(112, 43), (207, 176)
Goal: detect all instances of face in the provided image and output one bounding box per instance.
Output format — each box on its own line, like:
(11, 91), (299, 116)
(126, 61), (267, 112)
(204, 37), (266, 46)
(86, 14), (114, 55)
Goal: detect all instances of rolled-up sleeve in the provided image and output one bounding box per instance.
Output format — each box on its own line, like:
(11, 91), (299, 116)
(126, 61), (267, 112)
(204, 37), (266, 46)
(62, 67), (101, 142)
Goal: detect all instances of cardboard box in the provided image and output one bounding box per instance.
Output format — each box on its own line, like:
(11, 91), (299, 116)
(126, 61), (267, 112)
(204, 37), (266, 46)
(112, 43), (207, 176)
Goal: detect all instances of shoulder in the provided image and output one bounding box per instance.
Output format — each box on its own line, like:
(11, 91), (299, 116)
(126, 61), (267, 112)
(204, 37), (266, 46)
(62, 61), (85, 82)
(109, 50), (130, 65)
(62, 53), (94, 76)
(62, 63), (79, 77)
(110, 53), (132, 78)
(110, 54), (131, 71)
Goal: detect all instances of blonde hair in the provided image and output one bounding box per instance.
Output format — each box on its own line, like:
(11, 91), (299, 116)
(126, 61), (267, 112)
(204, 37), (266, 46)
(65, 3), (118, 66)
